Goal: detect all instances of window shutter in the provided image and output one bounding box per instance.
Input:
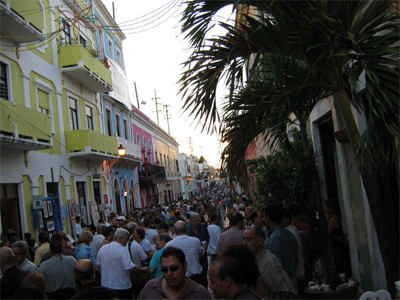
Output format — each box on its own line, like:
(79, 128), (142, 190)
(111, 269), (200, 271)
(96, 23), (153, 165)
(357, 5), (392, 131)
(38, 89), (49, 110)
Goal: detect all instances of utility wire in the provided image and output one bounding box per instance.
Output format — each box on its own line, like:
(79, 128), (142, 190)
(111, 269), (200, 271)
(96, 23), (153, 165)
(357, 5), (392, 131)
(110, 1), (182, 35)
(103, 0), (177, 29)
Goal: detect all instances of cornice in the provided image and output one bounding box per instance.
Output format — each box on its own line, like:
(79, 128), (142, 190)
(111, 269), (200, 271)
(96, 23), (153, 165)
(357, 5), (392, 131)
(131, 110), (179, 148)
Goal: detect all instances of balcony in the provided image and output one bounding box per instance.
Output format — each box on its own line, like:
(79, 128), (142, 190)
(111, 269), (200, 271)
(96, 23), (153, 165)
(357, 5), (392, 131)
(0, 1), (44, 43)
(0, 99), (52, 150)
(139, 164), (167, 185)
(58, 44), (112, 93)
(65, 129), (118, 160)
(166, 170), (182, 178)
(115, 136), (142, 168)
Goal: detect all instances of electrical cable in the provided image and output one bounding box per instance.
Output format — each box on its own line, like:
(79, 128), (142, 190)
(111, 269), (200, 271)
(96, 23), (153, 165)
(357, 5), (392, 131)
(106, 1), (182, 35)
(103, 0), (177, 28)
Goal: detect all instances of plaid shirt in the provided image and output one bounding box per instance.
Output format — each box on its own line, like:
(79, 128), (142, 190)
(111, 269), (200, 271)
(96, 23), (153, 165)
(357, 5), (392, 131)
(256, 248), (297, 294)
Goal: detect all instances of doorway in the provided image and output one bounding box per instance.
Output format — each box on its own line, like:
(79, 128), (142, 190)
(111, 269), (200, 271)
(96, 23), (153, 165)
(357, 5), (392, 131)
(76, 182), (88, 226)
(0, 184), (22, 238)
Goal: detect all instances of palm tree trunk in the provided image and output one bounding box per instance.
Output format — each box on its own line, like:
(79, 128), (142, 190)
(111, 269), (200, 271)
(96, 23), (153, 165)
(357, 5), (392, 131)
(334, 89), (399, 296)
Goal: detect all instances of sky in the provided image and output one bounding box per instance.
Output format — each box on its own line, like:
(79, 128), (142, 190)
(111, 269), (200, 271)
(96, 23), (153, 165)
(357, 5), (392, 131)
(101, 0), (234, 167)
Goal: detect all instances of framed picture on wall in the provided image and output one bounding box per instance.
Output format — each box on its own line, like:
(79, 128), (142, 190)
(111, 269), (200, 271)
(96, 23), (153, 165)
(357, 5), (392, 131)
(46, 220), (55, 232)
(47, 200), (53, 217)
(43, 201), (48, 218)
(38, 211), (44, 228)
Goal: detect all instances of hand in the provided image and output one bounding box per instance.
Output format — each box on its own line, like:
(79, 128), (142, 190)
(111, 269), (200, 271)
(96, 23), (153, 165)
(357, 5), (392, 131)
(142, 266), (150, 272)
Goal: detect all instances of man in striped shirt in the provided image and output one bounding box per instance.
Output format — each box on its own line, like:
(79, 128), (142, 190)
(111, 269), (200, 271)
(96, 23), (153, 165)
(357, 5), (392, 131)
(243, 227), (297, 297)
(165, 221), (206, 287)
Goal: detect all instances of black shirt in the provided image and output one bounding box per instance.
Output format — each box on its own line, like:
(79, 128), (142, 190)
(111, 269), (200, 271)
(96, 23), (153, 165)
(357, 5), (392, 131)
(0, 265), (30, 299)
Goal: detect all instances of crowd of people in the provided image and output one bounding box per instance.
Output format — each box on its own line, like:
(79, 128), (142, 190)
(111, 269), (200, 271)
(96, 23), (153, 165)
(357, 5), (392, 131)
(1, 182), (348, 299)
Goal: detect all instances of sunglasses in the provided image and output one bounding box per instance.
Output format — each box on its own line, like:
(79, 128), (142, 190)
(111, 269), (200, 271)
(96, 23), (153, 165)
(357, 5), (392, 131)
(161, 265), (180, 273)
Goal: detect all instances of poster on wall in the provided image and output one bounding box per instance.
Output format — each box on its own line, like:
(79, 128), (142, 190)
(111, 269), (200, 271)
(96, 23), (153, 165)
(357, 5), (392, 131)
(38, 211), (44, 228)
(67, 199), (77, 229)
(47, 200), (53, 217)
(80, 204), (87, 225)
(43, 201), (49, 218)
(89, 202), (100, 225)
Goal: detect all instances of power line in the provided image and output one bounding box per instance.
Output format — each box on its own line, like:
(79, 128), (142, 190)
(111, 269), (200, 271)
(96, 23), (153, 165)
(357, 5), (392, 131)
(103, 0), (177, 28)
(103, 0), (182, 35)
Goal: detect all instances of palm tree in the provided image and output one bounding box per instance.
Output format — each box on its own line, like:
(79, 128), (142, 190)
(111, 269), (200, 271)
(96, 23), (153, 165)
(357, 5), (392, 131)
(178, 0), (399, 294)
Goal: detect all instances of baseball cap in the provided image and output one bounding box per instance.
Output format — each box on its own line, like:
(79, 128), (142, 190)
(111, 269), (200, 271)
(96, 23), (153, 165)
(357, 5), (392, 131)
(116, 216), (126, 221)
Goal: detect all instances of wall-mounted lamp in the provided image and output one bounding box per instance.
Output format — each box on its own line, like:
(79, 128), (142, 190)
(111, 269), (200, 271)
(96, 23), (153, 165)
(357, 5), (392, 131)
(118, 144), (127, 157)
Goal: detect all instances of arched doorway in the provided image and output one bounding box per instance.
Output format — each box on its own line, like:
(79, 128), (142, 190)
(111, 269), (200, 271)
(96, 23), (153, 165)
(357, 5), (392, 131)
(130, 179), (135, 210)
(123, 179), (129, 215)
(113, 179), (121, 214)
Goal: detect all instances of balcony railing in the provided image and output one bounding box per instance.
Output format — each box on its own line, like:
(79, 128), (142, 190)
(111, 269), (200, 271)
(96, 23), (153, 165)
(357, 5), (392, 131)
(139, 164), (167, 185)
(116, 136), (141, 158)
(0, 1), (44, 43)
(58, 43), (112, 92)
(0, 98), (52, 150)
(65, 129), (118, 160)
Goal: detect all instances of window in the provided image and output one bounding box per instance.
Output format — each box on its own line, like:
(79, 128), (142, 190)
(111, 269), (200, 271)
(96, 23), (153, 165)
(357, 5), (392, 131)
(38, 89), (49, 114)
(143, 136), (146, 148)
(85, 105), (94, 130)
(93, 181), (101, 205)
(79, 35), (87, 48)
(116, 48), (122, 66)
(46, 183), (60, 225)
(69, 97), (79, 130)
(0, 62), (9, 100)
(136, 133), (140, 146)
(63, 24), (71, 46)
(106, 109), (112, 136)
(115, 115), (121, 136)
(108, 40), (113, 58)
(123, 119), (128, 139)
(155, 151), (158, 163)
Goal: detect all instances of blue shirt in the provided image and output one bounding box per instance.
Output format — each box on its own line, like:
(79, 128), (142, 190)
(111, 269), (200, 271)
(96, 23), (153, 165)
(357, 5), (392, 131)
(149, 247), (165, 278)
(75, 244), (96, 265)
(266, 225), (297, 278)
(187, 223), (209, 242)
(140, 239), (152, 252)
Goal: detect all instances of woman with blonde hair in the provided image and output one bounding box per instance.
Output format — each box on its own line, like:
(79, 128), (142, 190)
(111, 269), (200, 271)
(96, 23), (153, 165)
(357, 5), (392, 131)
(74, 230), (96, 265)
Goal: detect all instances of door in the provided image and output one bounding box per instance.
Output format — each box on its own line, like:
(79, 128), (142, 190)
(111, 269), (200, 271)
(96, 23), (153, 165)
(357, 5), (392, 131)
(114, 179), (121, 214)
(76, 182), (88, 225)
(0, 184), (22, 238)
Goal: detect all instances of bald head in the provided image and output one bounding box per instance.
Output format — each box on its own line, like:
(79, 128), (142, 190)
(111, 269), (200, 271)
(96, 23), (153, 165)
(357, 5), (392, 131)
(74, 259), (95, 283)
(174, 221), (188, 235)
(0, 247), (16, 271)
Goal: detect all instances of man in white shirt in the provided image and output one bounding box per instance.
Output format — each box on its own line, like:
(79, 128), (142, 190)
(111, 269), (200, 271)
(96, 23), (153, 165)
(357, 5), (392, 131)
(10, 241), (40, 273)
(97, 228), (140, 299)
(207, 213), (221, 265)
(74, 216), (82, 243)
(165, 221), (205, 287)
(90, 224), (105, 258)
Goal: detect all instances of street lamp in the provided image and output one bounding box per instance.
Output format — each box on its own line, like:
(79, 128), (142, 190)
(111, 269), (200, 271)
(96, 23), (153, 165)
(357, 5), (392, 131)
(118, 144), (126, 157)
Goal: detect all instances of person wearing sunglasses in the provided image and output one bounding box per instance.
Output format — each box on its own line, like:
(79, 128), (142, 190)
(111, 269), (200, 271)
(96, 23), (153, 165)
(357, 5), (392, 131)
(138, 246), (212, 300)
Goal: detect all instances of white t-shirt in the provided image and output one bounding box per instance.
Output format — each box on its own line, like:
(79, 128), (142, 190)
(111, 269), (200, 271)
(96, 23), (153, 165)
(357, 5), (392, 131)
(165, 235), (203, 277)
(74, 223), (82, 242)
(207, 224), (221, 255)
(97, 241), (135, 290)
(145, 229), (158, 246)
(127, 240), (147, 268)
(90, 234), (105, 257)
(286, 224), (305, 278)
